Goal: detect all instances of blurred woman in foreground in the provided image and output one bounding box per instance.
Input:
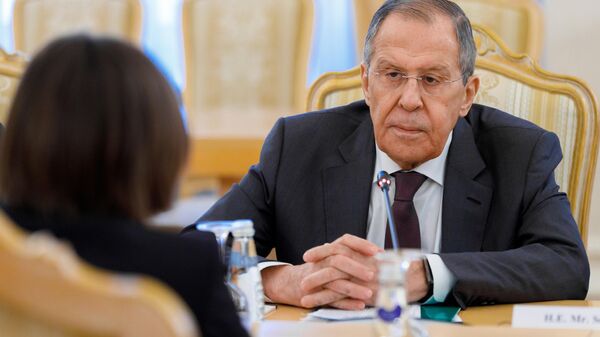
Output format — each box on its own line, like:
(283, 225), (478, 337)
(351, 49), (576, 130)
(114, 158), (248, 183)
(0, 35), (248, 337)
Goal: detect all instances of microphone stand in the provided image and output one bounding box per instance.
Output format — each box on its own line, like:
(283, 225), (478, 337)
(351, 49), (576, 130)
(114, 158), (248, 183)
(376, 171), (399, 250)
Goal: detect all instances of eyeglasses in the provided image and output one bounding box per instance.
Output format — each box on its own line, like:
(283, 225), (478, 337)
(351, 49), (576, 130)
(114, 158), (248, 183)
(371, 70), (464, 96)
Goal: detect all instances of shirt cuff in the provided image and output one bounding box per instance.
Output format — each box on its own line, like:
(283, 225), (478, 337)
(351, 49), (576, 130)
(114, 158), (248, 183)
(258, 261), (291, 303)
(423, 254), (456, 304)
(258, 260), (290, 272)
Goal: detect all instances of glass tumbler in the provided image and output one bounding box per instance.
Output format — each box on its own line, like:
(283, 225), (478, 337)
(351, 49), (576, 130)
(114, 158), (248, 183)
(374, 249), (423, 337)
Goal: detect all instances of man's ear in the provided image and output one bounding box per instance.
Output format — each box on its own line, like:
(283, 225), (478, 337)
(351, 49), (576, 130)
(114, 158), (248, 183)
(459, 75), (480, 117)
(360, 63), (371, 106)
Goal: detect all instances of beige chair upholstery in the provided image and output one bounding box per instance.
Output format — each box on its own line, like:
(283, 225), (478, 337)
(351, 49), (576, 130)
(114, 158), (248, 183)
(182, 0), (313, 192)
(0, 49), (26, 125)
(454, 0), (543, 59)
(306, 25), (599, 245)
(13, 0), (142, 54)
(0, 210), (198, 337)
(353, 0), (543, 61)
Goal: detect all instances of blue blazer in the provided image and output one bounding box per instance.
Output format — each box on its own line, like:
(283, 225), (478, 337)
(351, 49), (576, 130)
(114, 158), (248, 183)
(186, 100), (589, 307)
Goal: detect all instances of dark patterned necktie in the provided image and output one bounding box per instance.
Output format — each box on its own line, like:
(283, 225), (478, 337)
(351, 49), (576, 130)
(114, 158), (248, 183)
(384, 171), (427, 249)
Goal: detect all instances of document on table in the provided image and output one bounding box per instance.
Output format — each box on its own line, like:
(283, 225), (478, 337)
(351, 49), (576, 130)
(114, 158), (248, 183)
(264, 304), (277, 315)
(305, 307), (379, 321)
(305, 305), (461, 323)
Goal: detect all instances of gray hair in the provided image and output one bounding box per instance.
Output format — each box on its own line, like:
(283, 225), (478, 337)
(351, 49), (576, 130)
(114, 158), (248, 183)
(363, 0), (476, 84)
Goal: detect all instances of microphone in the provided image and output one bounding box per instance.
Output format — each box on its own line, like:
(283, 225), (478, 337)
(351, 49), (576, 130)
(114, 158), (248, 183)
(376, 171), (399, 250)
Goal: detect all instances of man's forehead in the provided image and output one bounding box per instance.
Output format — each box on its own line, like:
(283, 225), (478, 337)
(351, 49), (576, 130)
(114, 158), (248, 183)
(370, 12), (460, 70)
(378, 10), (455, 34)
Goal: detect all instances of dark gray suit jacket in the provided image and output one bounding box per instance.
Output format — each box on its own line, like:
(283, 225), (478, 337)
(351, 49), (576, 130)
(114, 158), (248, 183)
(186, 100), (589, 307)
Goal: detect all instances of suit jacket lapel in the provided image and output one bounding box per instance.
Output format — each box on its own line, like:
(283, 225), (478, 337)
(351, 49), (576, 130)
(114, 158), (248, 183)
(442, 118), (494, 253)
(323, 117), (375, 242)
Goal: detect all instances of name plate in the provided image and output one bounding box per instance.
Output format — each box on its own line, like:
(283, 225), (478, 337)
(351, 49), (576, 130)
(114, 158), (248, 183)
(512, 305), (600, 330)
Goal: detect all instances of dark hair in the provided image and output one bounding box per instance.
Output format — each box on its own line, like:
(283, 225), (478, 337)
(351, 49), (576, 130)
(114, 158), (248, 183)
(364, 0), (476, 84)
(0, 35), (188, 221)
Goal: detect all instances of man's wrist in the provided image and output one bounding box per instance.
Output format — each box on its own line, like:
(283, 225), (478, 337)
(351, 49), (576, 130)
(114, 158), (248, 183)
(261, 264), (305, 306)
(261, 264), (289, 303)
(424, 254), (456, 303)
(419, 258), (434, 303)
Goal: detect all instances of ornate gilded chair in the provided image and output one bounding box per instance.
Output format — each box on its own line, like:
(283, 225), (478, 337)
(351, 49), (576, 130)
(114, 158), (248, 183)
(353, 0), (544, 60)
(0, 49), (27, 125)
(306, 25), (599, 245)
(182, 0), (314, 192)
(352, 0), (385, 60)
(453, 0), (543, 60)
(0, 210), (198, 337)
(13, 0), (142, 54)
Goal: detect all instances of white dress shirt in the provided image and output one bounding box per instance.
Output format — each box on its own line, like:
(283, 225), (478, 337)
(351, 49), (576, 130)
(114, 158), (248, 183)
(368, 132), (455, 303)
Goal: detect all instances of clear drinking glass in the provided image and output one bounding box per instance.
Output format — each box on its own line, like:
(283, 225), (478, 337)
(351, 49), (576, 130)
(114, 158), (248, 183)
(195, 220), (245, 309)
(374, 249), (423, 337)
(195, 221), (233, 265)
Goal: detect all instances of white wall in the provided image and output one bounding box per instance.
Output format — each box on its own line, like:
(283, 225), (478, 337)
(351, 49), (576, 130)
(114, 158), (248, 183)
(542, 0), (600, 298)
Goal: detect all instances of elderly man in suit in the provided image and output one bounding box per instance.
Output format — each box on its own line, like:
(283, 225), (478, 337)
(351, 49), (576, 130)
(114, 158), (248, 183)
(185, 0), (589, 309)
